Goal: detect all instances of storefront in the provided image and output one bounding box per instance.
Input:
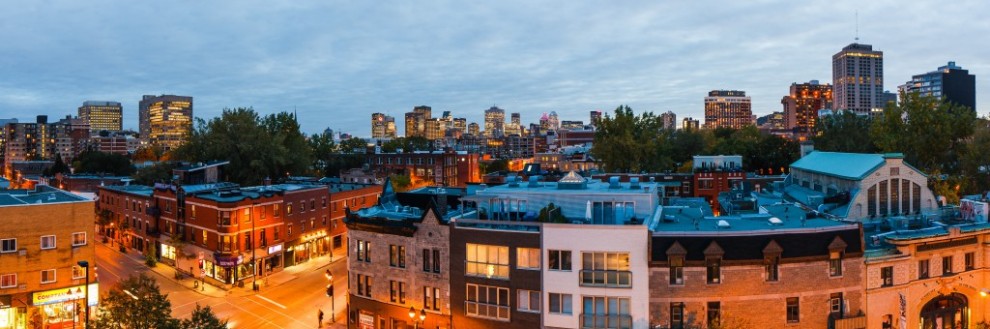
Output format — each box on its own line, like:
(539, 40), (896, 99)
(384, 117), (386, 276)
(264, 244), (284, 274)
(30, 283), (98, 329)
(287, 231), (329, 266)
(0, 294), (25, 329)
(160, 243), (177, 266)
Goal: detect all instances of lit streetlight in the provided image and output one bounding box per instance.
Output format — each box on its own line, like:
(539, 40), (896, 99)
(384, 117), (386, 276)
(408, 307), (426, 329)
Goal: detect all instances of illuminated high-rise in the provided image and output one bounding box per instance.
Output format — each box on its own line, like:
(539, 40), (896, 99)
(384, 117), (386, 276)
(139, 95), (193, 151)
(467, 122), (480, 136)
(781, 81), (832, 135)
(404, 105), (431, 138)
(78, 101), (122, 133)
(704, 90), (752, 129)
(371, 113), (396, 138)
(899, 61), (976, 111)
(832, 43), (884, 116)
(483, 106), (505, 137)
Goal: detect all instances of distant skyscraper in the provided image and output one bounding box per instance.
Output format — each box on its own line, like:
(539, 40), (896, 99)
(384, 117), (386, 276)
(453, 118), (467, 132)
(899, 61), (976, 111)
(704, 90), (752, 129)
(78, 101), (122, 133)
(560, 121), (585, 130)
(404, 106), (432, 138)
(832, 43), (884, 116)
(467, 122), (480, 136)
(660, 111), (677, 130)
(682, 117), (700, 131)
(139, 95), (192, 151)
(781, 81), (833, 135)
(484, 106), (505, 137)
(371, 113), (396, 138)
(425, 118), (446, 140)
(547, 111), (560, 131)
(506, 112), (522, 135)
(590, 110), (602, 127)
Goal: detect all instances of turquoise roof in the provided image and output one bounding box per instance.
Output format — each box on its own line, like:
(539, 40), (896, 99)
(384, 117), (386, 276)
(789, 151), (887, 180)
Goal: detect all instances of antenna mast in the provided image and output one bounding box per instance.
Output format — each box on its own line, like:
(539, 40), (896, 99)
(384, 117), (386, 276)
(855, 11), (859, 42)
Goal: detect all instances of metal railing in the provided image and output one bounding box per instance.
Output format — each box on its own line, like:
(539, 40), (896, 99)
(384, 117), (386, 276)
(579, 270), (632, 288)
(580, 314), (632, 329)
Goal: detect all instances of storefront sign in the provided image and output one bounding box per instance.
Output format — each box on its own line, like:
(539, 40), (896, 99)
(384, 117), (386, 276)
(32, 283), (98, 306)
(358, 311), (374, 329)
(268, 244), (283, 254)
(215, 255), (241, 267)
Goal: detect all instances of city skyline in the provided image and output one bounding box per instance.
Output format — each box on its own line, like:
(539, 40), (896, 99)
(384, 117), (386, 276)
(0, 1), (987, 137)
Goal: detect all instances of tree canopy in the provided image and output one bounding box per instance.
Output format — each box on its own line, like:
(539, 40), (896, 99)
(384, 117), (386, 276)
(71, 150), (134, 176)
(92, 274), (226, 329)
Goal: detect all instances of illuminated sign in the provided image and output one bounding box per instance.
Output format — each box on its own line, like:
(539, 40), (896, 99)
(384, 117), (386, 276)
(32, 283), (98, 306)
(268, 244), (283, 254)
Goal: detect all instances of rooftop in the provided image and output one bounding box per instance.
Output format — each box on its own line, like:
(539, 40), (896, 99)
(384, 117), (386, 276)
(649, 202), (855, 234)
(0, 185), (90, 206)
(101, 184), (155, 197)
(789, 151), (892, 180)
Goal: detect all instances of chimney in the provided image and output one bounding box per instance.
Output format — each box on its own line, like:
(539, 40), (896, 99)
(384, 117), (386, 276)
(799, 141), (815, 158)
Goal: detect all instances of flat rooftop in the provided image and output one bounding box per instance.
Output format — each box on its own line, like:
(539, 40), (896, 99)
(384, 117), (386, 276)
(101, 184), (155, 197)
(650, 202), (856, 234)
(0, 185), (90, 206)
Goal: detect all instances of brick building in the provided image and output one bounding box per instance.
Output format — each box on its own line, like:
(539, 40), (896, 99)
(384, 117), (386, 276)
(692, 155), (745, 216)
(0, 186), (96, 329)
(367, 151), (481, 188)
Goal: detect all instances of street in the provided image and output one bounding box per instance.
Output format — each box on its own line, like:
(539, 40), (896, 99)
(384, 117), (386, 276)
(95, 241), (348, 328)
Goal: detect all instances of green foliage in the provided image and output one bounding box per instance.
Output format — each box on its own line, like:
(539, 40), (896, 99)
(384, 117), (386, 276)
(131, 162), (178, 185)
(72, 150), (135, 176)
(180, 304), (228, 329)
(339, 137), (370, 154)
(132, 146), (164, 162)
(482, 159), (509, 174)
(591, 105), (673, 173)
(871, 92), (975, 174)
(172, 108), (313, 185)
(813, 111), (878, 153)
(320, 154), (367, 177)
(381, 136), (433, 153)
(389, 174), (411, 192)
(961, 120), (990, 193)
(43, 153), (71, 176)
(92, 274), (179, 329)
(308, 131), (337, 174)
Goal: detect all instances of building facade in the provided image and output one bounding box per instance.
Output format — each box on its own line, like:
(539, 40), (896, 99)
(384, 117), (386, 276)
(371, 113), (397, 139)
(138, 95), (193, 151)
(899, 61), (976, 111)
(660, 111), (677, 130)
(832, 43), (884, 116)
(484, 107), (505, 138)
(0, 186), (96, 329)
(367, 151), (481, 188)
(77, 101), (122, 133)
(782, 81), (833, 136)
(704, 90), (752, 129)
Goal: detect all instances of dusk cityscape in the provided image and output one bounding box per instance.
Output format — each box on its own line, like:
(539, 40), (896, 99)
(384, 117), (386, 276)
(0, 1), (989, 329)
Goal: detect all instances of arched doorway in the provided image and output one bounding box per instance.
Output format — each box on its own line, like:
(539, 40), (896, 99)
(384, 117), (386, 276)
(920, 293), (968, 329)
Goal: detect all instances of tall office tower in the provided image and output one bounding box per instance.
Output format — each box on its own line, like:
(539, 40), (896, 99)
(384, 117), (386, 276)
(681, 117), (700, 131)
(453, 118), (467, 132)
(371, 113), (396, 138)
(882, 91), (898, 107)
(704, 90), (753, 129)
(547, 111), (560, 131)
(138, 95), (193, 151)
(781, 81), (833, 135)
(78, 101), (122, 133)
(425, 118), (446, 140)
(832, 43), (884, 116)
(505, 112), (522, 136)
(590, 110), (603, 127)
(484, 106), (505, 137)
(404, 105), (432, 138)
(660, 111), (677, 130)
(899, 61), (976, 111)
(467, 122), (480, 136)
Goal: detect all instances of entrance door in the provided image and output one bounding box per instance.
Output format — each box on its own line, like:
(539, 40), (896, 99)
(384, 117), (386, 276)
(920, 293), (968, 329)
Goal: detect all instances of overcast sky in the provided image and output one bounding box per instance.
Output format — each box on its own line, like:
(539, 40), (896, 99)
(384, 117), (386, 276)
(1, 1), (987, 137)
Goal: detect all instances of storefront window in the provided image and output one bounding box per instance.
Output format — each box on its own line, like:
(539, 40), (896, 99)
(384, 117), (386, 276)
(161, 243), (176, 260)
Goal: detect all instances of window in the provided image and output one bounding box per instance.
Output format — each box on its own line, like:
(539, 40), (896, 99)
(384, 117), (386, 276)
(830, 292), (844, 316)
(389, 281), (406, 304)
(41, 269), (56, 284)
(516, 248), (540, 269)
(549, 250), (572, 271)
(310, 199), (315, 210)
(786, 297), (800, 323)
(219, 211), (231, 226)
(274, 204), (280, 217)
(355, 274), (372, 298)
(918, 259), (930, 279)
(965, 252), (975, 271)
(465, 284), (509, 320)
(670, 302), (684, 329)
(287, 204), (293, 215)
(582, 296), (632, 329)
(73, 232), (88, 246)
(707, 302), (721, 327)
(0, 238), (15, 253)
(549, 293), (572, 315)
(706, 258), (721, 284)
(242, 208), (251, 222)
(658, 255), (680, 284)
(433, 249), (441, 273)
(0, 274), (16, 288)
(72, 266), (85, 279)
(356, 240), (371, 263)
(287, 224), (293, 236)
(881, 266), (893, 287)
(517, 289), (540, 313)
(322, 216), (327, 227)
(942, 256), (953, 275)
(202, 230), (207, 244)
(260, 206), (266, 219)
(422, 248), (441, 273)
(765, 257), (779, 282)
(466, 244), (509, 279)
(41, 235), (56, 250)
(322, 197), (327, 208)
(389, 245), (406, 268)
(299, 201), (305, 213)
(274, 227), (280, 241)
(829, 252), (843, 277)
(581, 252), (631, 287)
(423, 287), (441, 311)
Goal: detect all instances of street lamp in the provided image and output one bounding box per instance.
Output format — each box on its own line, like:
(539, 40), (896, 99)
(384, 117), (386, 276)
(76, 260), (90, 328)
(252, 203), (258, 291)
(408, 307), (426, 329)
(325, 270), (335, 323)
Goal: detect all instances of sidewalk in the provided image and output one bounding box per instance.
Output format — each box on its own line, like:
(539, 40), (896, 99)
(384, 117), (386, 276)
(100, 237), (343, 298)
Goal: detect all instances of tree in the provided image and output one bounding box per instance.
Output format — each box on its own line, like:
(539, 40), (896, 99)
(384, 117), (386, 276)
(131, 162), (178, 185)
(482, 159), (509, 174)
(389, 174), (412, 192)
(871, 92), (975, 174)
(813, 111), (878, 153)
(133, 146), (164, 162)
(92, 274), (179, 329)
(339, 137), (370, 154)
(72, 150), (134, 176)
(262, 112), (313, 179)
(961, 120), (990, 193)
(45, 153), (71, 176)
(591, 105), (673, 173)
(749, 134), (799, 175)
(180, 304), (228, 329)
(308, 131), (337, 174)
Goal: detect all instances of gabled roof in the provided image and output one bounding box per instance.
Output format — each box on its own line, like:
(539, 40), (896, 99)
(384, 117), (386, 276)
(789, 152), (888, 180)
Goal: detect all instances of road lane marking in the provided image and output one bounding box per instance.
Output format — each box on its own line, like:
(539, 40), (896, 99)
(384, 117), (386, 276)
(242, 297), (311, 328)
(221, 300), (286, 329)
(255, 295), (287, 309)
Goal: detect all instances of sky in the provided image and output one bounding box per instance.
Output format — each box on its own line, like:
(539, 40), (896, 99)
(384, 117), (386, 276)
(1, 1), (988, 137)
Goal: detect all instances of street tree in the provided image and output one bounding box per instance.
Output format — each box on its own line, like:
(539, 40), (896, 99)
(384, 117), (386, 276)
(871, 92), (975, 174)
(180, 304), (228, 329)
(961, 120), (990, 193)
(91, 274), (179, 329)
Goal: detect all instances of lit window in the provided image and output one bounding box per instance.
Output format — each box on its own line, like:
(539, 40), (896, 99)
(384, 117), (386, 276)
(41, 235), (56, 250)
(0, 273), (16, 288)
(72, 232), (86, 246)
(72, 266), (85, 279)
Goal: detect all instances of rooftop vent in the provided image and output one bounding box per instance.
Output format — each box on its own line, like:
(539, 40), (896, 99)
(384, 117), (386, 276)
(528, 176), (541, 188)
(608, 176), (620, 189)
(717, 220), (731, 229)
(768, 217), (783, 226)
(630, 177), (640, 189)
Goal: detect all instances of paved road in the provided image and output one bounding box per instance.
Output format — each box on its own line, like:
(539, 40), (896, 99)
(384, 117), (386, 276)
(95, 242), (348, 328)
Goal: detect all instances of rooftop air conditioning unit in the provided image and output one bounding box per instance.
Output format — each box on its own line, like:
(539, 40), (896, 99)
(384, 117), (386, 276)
(717, 220), (730, 229)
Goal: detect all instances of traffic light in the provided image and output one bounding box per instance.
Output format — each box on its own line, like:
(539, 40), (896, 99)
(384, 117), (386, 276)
(325, 284), (334, 297)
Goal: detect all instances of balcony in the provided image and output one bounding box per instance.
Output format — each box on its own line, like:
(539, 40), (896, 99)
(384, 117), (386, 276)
(580, 314), (632, 329)
(579, 270), (632, 288)
(464, 301), (509, 321)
